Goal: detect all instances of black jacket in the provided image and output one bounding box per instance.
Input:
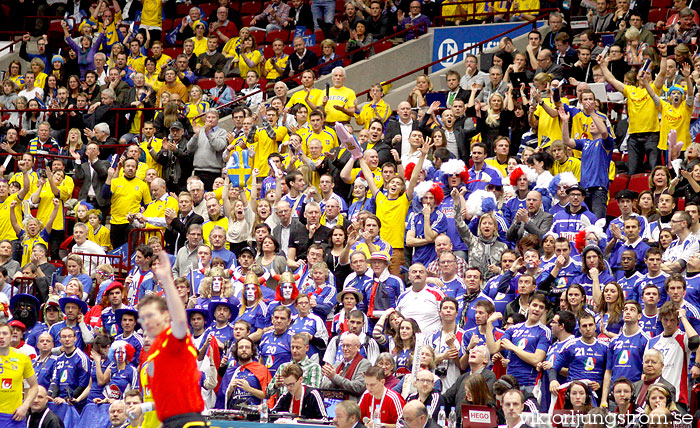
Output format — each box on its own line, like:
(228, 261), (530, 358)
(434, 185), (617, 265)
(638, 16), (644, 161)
(290, 3), (315, 31)
(382, 118), (419, 154)
(74, 158), (110, 207)
(165, 211), (205, 254)
(283, 50), (319, 78)
(272, 387), (328, 419)
(27, 407), (64, 428)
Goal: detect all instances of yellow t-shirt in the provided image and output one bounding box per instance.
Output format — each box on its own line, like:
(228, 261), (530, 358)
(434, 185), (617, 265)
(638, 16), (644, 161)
(154, 54), (172, 76)
(20, 230), (48, 266)
(190, 37), (208, 56)
(485, 157), (508, 177)
(286, 87), (324, 111)
(139, 361), (159, 428)
(441, 2), (467, 22)
(33, 72), (48, 91)
(251, 126), (288, 177)
(143, 194), (179, 232)
(88, 224), (112, 250)
(9, 171), (38, 195)
(657, 100), (692, 150)
(0, 194), (23, 240)
(376, 192), (410, 250)
(325, 86), (356, 123)
(550, 157), (582, 181)
(303, 127), (338, 155)
(36, 177), (73, 232)
(264, 55), (289, 81)
(141, 0), (163, 27)
(534, 97), (569, 148)
(623, 84), (660, 134)
(140, 137), (164, 177)
(144, 72), (164, 93)
(238, 50), (263, 78)
(184, 101), (210, 128)
(127, 53), (146, 74)
(355, 100), (392, 128)
(202, 216), (230, 246)
(109, 176), (152, 225)
(0, 348), (34, 414)
(351, 166), (383, 198)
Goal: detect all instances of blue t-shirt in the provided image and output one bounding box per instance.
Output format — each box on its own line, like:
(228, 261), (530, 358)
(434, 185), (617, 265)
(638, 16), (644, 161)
(606, 328), (649, 383)
(615, 271), (645, 302)
(235, 303), (270, 333)
(51, 349), (91, 398)
(573, 135), (614, 189)
(438, 194), (468, 252)
(553, 337), (608, 384)
(407, 209), (448, 266)
(259, 330), (294, 377)
(637, 272), (669, 307)
(502, 322), (552, 386)
(640, 313), (663, 338)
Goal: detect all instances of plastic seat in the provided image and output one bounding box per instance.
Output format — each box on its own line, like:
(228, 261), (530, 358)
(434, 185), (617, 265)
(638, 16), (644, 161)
(162, 47), (182, 58)
(197, 78), (216, 90)
(266, 29), (290, 43)
(609, 173), (629, 199)
(648, 8), (669, 23)
(678, 197), (686, 210)
(628, 173), (650, 193)
(606, 199), (621, 218)
(651, 0), (672, 8)
(226, 77), (244, 92)
(240, 1), (263, 15)
(250, 30), (266, 45)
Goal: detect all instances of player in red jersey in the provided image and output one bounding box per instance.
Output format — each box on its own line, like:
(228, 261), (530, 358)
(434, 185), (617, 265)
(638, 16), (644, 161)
(129, 251), (205, 428)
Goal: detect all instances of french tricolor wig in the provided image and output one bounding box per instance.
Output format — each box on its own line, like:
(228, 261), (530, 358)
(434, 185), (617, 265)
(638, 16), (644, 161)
(440, 159), (470, 183)
(466, 189), (498, 217)
(509, 165), (537, 186)
(404, 159), (434, 180)
(414, 181), (445, 205)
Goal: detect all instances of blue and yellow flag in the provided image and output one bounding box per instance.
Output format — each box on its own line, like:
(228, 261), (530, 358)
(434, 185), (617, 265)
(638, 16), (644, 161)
(226, 150), (252, 188)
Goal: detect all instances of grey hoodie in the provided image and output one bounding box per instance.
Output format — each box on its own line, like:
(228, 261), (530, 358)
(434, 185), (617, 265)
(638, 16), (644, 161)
(187, 126), (228, 173)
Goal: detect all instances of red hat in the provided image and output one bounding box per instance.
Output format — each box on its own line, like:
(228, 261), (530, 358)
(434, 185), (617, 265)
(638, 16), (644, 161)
(8, 320), (26, 331)
(104, 281), (125, 294)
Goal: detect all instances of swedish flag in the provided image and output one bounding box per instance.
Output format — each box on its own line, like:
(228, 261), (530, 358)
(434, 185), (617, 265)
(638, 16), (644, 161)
(227, 150), (251, 187)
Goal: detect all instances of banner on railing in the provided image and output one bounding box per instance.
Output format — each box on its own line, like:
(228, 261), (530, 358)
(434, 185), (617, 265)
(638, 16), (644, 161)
(431, 21), (544, 72)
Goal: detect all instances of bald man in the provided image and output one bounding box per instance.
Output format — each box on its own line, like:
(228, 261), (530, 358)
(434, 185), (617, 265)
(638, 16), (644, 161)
(402, 400), (441, 428)
(382, 101), (419, 156)
(28, 386), (63, 428)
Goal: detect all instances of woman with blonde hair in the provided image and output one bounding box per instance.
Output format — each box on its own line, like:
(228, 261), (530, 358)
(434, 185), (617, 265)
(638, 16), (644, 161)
(61, 254), (93, 295)
(398, 345), (441, 399)
(624, 27), (647, 66)
(30, 58), (49, 89)
(529, 71), (565, 149)
(408, 75), (432, 108)
(318, 39), (342, 77)
(645, 383), (680, 414)
(475, 89), (514, 152)
(184, 85), (210, 128)
(223, 27), (251, 58)
(454, 195), (508, 281)
(235, 272), (270, 342)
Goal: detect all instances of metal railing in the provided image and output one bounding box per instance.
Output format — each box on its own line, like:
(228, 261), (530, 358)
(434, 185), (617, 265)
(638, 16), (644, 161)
(198, 22), (432, 119)
(0, 106), (163, 141)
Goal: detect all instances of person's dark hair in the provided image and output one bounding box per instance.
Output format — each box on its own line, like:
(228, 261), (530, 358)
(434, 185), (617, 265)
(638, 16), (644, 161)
(529, 151), (554, 170)
(474, 299), (495, 314)
(135, 244), (153, 259)
(529, 292), (548, 307)
(579, 29), (597, 44)
(509, 313), (526, 324)
(463, 374), (494, 405)
(433, 147), (452, 163)
(440, 296), (459, 311)
(493, 374), (520, 395)
(232, 337), (257, 361)
(285, 170), (302, 187)
(557, 310), (576, 334)
(664, 273), (687, 292)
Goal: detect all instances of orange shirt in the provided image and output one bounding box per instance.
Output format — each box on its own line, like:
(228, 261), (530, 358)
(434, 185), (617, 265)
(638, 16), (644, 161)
(145, 326), (204, 421)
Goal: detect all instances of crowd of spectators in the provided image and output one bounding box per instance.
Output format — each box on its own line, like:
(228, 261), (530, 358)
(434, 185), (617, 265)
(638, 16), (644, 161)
(5, 1), (700, 428)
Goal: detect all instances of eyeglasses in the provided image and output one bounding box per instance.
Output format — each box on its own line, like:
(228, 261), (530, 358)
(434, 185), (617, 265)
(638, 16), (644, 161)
(416, 379), (433, 383)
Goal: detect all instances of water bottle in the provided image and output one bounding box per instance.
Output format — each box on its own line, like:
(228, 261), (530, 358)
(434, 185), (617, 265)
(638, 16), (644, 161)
(260, 401), (269, 423)
(373, 406), (381, 428)
(437, 406), (446, 427)
(448, 408), (457, 428)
